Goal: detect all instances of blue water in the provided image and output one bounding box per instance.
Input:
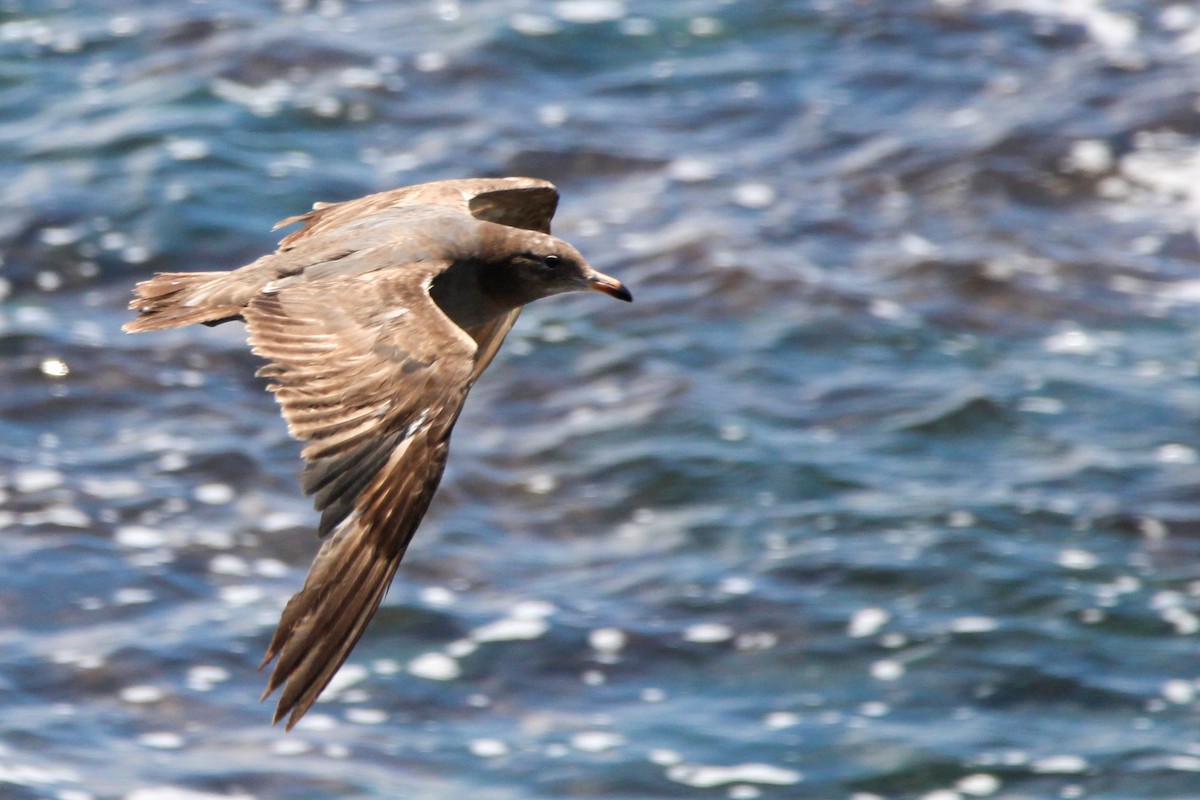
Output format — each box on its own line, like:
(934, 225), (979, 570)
(4, 0), (1200, 797)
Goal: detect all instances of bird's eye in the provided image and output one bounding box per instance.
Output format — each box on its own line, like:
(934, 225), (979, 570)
(543, 254), (562, 269)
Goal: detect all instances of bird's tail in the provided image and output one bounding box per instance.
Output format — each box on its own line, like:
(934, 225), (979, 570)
(123, 271), (243, 333)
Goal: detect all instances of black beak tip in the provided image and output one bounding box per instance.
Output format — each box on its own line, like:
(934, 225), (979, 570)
(589, 276), (634, 303)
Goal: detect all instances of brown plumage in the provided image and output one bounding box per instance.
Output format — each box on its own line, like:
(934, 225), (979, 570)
(124, 177), (631, 729)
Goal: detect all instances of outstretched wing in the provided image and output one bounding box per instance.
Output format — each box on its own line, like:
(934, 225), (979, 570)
(272, 177), (557, 377)
(275, 176), (558, 247)
(244, 263), (477, 730)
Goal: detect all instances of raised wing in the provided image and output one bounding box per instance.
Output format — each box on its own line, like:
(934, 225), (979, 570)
(273, 177), (557, 377)
(276, 176), (558, 247)
(244, 263), (477, 730)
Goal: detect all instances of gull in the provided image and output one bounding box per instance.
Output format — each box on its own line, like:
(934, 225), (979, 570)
(124, 177), (631, 729)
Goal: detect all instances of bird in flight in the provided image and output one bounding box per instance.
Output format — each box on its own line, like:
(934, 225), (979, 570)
(124, 177), (631, 729)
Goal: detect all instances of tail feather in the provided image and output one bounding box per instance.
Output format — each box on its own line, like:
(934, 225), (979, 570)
(123, 271), (243, 332)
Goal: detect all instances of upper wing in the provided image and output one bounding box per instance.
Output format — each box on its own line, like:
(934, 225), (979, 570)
(272, 177), (557, 375)
(244, 263), (477, 730)
(275, 176), (558, 247)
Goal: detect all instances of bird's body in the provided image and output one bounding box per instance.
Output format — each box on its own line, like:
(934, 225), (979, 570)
(124, 177), (630, 729)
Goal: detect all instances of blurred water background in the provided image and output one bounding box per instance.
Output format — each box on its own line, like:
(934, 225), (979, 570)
(4, 0), (1200, 797)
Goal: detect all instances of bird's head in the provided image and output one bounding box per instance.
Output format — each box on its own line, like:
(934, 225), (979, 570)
(488, 230), (632, 306)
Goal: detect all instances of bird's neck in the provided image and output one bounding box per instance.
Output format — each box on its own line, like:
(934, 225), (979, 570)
(429, 259), (522, 332)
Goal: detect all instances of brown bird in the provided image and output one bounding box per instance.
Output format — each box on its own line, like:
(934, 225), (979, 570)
(124, 177), (631, 729)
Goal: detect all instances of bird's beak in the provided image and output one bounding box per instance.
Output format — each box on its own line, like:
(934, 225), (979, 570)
(586, 270), (633, 302)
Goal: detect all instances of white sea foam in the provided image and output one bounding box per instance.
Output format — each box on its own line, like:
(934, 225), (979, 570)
(666, 763), (803, 788)
(848, 607), (890, 638)
(408, 652), (461, 681)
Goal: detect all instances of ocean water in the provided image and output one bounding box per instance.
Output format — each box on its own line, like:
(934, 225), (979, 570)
(4, 0), (1200, 797)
